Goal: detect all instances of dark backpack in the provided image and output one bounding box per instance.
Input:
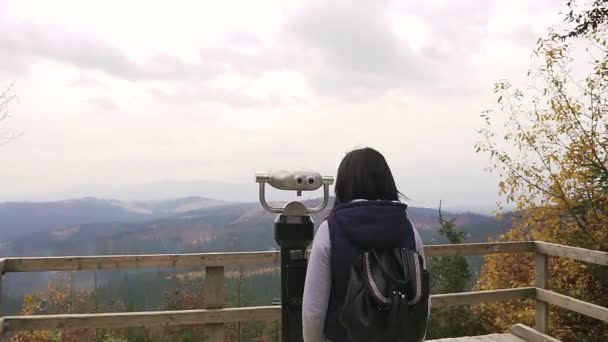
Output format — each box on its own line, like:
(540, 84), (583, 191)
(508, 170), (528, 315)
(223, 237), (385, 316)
(339, 248), (430, 342)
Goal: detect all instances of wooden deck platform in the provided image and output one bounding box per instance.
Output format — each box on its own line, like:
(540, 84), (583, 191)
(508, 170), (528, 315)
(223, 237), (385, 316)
(427, 324), (563, 342)
(429, 334), (525, 342)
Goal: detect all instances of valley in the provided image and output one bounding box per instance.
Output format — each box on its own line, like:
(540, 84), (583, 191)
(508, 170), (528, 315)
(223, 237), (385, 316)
(0, 196), (510, 315)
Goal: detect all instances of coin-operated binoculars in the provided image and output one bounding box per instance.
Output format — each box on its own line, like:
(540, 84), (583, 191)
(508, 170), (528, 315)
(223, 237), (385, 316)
(255, 170), (334, 342)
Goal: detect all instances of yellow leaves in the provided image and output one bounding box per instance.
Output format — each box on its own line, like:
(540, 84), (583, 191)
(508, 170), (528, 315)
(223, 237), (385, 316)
(498, 181), (506, 195)
(20, 295), (43, 316)
(494, 81), (512, 93)
(473, 298), (535, 333)
(10, 330), (60, 342)
(13, 281), (124, 342)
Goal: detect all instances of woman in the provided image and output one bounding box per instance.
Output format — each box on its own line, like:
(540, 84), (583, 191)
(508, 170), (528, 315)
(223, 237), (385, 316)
(302, 147), (429, 342)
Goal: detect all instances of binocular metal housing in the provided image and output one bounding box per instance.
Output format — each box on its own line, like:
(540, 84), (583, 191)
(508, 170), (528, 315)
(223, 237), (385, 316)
(255, 170), (334, 215)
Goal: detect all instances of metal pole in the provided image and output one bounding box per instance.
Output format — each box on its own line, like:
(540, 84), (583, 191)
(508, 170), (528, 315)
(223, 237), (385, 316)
(275, 212), (314, 342)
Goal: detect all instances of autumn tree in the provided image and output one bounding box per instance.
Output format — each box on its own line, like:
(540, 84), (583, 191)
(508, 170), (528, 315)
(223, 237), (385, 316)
(10, 281), (128, 342)
(474, 13), (608, 340)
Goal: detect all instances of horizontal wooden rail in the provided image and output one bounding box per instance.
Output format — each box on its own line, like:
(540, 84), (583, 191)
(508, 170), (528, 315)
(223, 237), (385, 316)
(2, 240), (608, 340)
(536, 288), (608, 323)
(6, 241), (607, 274)
(510, 324), (560, 342)
(0, 242), (536, 274)
(425, 241), (535, 257)
(431, 287), (536, 307)
(535, 241), (608, 266)
(2, 251), (279, 273)
(0, 306), (280, 334)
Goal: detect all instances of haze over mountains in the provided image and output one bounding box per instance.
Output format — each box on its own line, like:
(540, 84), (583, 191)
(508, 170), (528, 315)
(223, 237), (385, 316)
(3, 179), (500, 215)
(10, 180), (259, 203)
(0, 196), (509, 258)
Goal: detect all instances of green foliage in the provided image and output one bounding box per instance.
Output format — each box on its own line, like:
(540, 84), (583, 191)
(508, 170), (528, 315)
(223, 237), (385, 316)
(101, 338), (127, 342)
(426, 202), (488, 339)
(429, 256), (470, 295)
(429, 202), (471, 294)
(119, 328), (151, 342)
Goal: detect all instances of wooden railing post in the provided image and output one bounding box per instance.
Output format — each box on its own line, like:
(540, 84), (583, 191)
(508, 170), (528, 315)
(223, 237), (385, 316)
(1, 259), (5, 342)
(535, 252), (549, 333)
(205, 266), (225, 342)
(0, 258), (5, 317)
(0, 271), (3, 318)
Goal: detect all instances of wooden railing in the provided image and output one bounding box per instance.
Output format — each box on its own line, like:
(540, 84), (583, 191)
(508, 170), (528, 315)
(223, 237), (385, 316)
(0, 241), (606, 341)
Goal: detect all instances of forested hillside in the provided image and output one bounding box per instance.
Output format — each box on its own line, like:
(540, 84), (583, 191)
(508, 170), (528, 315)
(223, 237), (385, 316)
(0, 196), (508, 318)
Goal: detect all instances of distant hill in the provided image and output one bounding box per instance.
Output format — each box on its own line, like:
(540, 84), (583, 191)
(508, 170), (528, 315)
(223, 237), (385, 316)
(0, 196), (227, 240)
(0, 197), (508, 257)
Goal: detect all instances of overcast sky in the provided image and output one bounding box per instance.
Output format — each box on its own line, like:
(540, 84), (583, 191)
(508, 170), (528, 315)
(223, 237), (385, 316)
(0, 0), (565, 209)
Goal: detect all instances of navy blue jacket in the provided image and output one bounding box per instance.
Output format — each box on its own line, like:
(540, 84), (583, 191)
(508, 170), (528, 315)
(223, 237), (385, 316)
(323, 200), (416, 342)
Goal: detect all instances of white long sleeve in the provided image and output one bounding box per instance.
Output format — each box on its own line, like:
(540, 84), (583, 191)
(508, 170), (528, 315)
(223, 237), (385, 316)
(411, 220), (432, 330)
(302, 221), (332, 342)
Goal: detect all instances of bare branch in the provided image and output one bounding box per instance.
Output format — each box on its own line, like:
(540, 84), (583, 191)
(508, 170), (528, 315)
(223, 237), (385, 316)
(0, 81), (18, 145)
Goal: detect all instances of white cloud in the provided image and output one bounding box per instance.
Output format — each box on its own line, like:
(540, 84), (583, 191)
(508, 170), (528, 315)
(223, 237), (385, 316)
(0, 0), (567, 208)
(84, 97), (120, 112)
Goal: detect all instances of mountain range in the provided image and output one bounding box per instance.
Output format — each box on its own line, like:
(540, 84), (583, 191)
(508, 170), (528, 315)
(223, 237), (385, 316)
(0, 196), (509, 258)
(0, 196), (226, 239)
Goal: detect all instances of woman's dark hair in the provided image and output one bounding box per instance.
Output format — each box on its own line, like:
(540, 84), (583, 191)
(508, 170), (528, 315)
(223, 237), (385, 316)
(332, 147), (401, 210)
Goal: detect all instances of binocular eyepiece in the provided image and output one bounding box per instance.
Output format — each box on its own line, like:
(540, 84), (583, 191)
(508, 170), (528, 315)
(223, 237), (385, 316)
(255, 170), (334, 215)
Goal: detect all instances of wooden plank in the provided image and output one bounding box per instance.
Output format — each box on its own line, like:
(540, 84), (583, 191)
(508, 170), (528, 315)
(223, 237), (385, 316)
(536, 288), (608, 323)
(425, 242), (535, 257)
(427, 334), (524, 342)
(431, 287), (536, 307)
(0, 306), (280, 334)
(535, 241), (608, 266)
(511, 324), (561, 342)
(0, 259), (4, 337)
(204, 266), (224, 342)
(0, 274), (3, 318)
(535, 253), (549, 333)
(3, 251), (279, 273)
